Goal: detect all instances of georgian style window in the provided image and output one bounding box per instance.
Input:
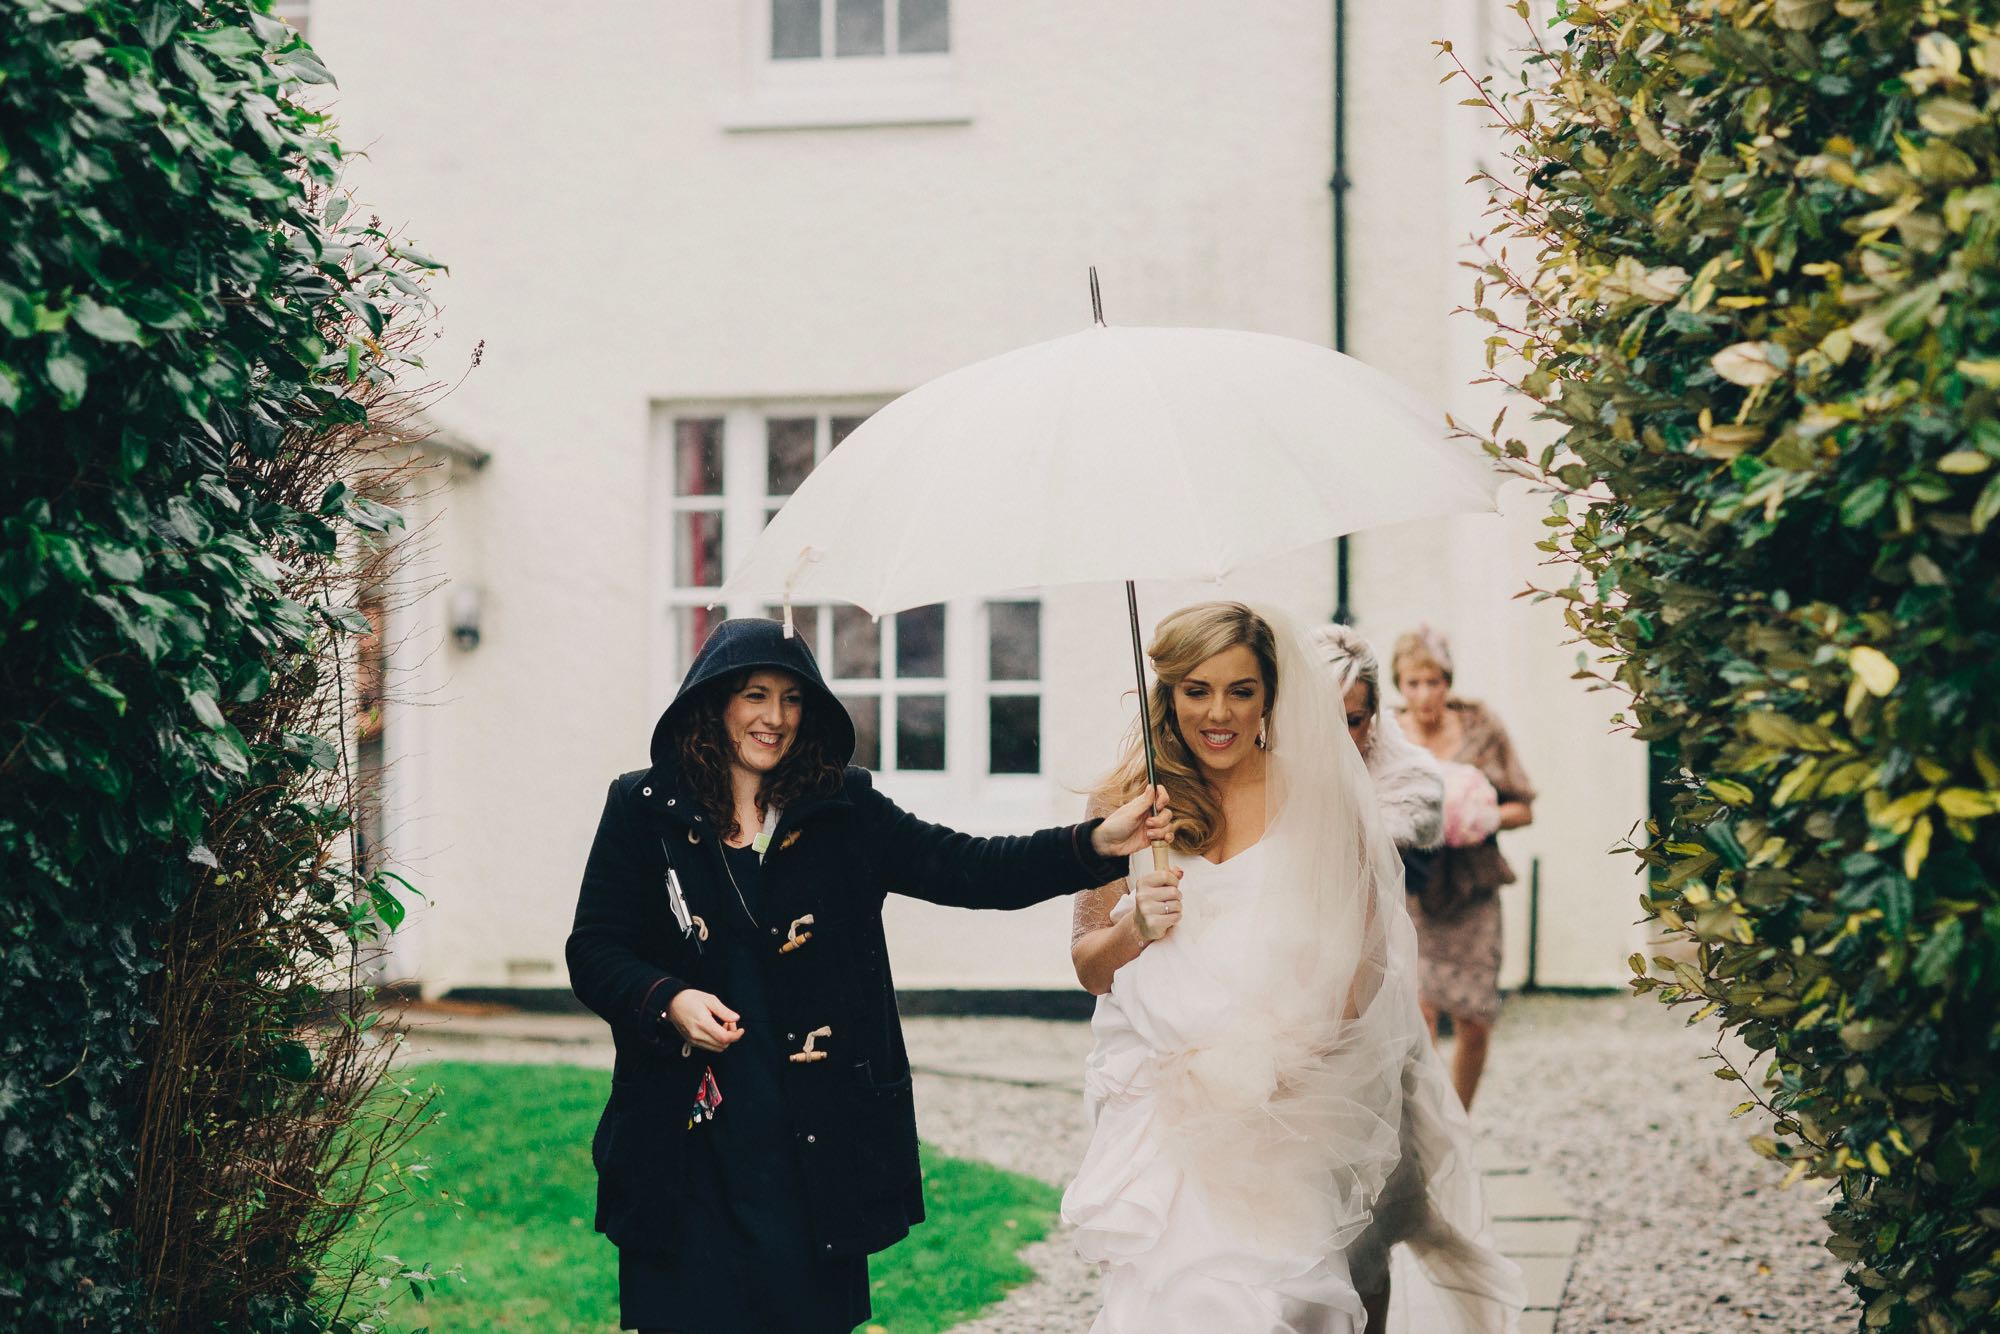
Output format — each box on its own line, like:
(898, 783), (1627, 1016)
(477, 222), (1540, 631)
(724, 0), (967, 132)
(655, 405), (1041, 779)
(986, 601), (1040, 775)
(770, 0), (950, 60)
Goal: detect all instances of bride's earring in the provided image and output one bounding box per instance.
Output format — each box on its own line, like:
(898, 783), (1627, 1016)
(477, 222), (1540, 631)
(1256, 717), (1268, 750)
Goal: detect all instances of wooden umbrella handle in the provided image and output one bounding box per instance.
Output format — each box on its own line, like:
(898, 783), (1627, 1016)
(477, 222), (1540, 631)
(1134, 840), (1172, 941)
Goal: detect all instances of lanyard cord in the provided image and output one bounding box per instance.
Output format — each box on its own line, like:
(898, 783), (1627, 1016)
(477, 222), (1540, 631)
(719, 804), (781, 930)
(750, 804), (781, 862)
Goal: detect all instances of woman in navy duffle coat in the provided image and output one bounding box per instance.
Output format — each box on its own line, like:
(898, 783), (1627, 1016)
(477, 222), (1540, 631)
(567, 618), (1165, 1333)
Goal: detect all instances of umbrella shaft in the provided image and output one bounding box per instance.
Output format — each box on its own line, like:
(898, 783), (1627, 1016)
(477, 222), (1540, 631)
(1125, 581), (1160, 795)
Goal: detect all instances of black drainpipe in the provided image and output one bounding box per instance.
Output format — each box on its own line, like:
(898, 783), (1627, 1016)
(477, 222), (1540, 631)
(1330, 0), (1353, 625)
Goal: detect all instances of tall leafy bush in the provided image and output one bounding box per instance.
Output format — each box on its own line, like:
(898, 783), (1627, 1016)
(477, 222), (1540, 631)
(1449, 2), (2000, 1327)
(1, 2), (443, 1328)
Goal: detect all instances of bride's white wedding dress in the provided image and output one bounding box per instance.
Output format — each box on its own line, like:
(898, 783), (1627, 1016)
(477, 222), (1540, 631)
(1063, 616), (1522, 1334)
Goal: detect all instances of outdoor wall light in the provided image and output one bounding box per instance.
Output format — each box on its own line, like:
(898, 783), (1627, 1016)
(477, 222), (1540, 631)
(449, 585), (482, 652)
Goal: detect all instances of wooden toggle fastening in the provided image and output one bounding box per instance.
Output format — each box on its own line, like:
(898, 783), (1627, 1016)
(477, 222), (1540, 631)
(779, 829), (803, 852)
(778, 913), (815, 954)
(788, 1025), (832, 1064)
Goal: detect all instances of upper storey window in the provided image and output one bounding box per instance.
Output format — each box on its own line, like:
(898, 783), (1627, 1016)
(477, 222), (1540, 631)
(724, 0), (968, 132)
(770, 0), (949, 60)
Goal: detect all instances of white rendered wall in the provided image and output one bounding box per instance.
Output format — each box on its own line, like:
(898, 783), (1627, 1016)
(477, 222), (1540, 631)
(314, 0), (1642, 996)
(1340, 0), (1650, 990)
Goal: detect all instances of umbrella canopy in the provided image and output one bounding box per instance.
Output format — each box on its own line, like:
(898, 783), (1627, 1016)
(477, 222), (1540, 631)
(721, 321), (1501, 617)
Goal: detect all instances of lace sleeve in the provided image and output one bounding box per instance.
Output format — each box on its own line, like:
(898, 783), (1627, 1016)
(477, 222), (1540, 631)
(1072, 792), (1127, 946)
(1072, 882), (1123, 946)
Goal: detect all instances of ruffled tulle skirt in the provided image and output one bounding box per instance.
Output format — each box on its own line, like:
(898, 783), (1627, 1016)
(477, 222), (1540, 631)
(1063, 951), (1523, 1333)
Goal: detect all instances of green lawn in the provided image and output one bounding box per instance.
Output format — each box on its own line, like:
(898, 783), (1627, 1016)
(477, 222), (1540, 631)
(367, 1061), (1058, 1334)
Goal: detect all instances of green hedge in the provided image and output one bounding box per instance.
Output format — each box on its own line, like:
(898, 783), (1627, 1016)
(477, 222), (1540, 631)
(1, 3), (440, 1329)
(1450, 2), (2000, 1328)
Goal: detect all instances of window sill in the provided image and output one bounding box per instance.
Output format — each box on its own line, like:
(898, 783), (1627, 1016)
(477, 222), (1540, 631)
(720, 87), (973, 132)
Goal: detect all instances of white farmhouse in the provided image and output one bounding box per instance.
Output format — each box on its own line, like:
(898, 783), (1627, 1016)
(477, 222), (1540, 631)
(308, 0), (1648, 1006)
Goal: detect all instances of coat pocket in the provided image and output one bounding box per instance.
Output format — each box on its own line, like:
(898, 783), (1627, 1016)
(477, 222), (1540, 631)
(591, 1068), (701, 1242)
(847, 1060), (920, 1199)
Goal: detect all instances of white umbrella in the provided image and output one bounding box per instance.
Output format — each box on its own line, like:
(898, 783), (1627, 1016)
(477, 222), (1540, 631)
(721, 275), (1502, 848)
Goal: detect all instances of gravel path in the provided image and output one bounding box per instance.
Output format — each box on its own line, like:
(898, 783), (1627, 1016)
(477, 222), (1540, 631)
(396, 995), (1860, 1331)
(902, 997), (1857, 1333)
(1473, 995), (1855, 1333)
(912, 1065), (1102, 1334)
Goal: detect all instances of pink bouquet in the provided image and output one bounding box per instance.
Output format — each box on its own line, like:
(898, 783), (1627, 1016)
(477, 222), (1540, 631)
(1439, 760), (1500, 848)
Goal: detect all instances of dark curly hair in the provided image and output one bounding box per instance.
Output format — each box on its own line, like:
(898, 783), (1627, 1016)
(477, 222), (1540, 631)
(676, 669), (846, 840)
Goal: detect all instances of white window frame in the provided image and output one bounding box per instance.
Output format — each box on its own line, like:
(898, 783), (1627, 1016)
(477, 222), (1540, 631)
(649, 401), (1042, 826)
(722, 0), (971, 133)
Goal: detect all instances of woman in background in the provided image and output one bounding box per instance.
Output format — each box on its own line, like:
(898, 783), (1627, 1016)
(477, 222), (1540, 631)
(1309, 623), (1446, 887)
(1392, 625), (1536, 1112)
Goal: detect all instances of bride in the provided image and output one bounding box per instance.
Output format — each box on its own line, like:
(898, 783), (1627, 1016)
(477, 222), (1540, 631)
(1063, 602), (1523, 1333)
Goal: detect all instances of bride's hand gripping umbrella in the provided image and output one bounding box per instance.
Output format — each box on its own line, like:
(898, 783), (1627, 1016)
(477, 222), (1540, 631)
(1089, 781), (1178, 940)
(718, 271), (1502, 881)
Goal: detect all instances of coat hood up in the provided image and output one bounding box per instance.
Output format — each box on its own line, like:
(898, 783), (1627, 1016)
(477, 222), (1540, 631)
(650, 617), (856, 770)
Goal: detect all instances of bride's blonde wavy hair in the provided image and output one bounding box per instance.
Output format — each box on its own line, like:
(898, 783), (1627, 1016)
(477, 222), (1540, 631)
(1093, 601), (1277, 855)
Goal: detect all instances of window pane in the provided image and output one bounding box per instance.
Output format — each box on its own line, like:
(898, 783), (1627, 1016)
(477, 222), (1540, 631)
(772, 0), (821, 58)
(675, 511), (724, 587)
(896, 604), (945, 678)
(897, 694), (945, 770)
(672, 605), (724, 674)
(898, 0), (948, 53)
(830, 414), (869, 451)
(766, 416), (816, 496)
(834, 0), (884, 56)
(764, 604), (818, 655)
(842, 694), (881, 769)
(832, 605), (880, 679)
(988, 600), (1040, 680)
(674, 418), (724, 496)
(989, 696), (1040, 775)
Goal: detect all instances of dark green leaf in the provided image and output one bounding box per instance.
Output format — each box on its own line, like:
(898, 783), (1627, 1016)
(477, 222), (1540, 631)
(269, 1040), (314, 1081)
(188, 691), (225, 731)
(45, 352), (88, 407)
(139, 0), (180, 48)
(0, 281), (35, 338)
(165, 495), (212, 547)
(42, 533), (90, 583)
(368, 877), (407, 931)
(91, 543), (145, 583)
(278, 47), (337, 86)
(205, 726), (250, 775)
(186, 25), (261, 59)
(1840, 478), (1890, 527)
(1913, 918), (1963, 988)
